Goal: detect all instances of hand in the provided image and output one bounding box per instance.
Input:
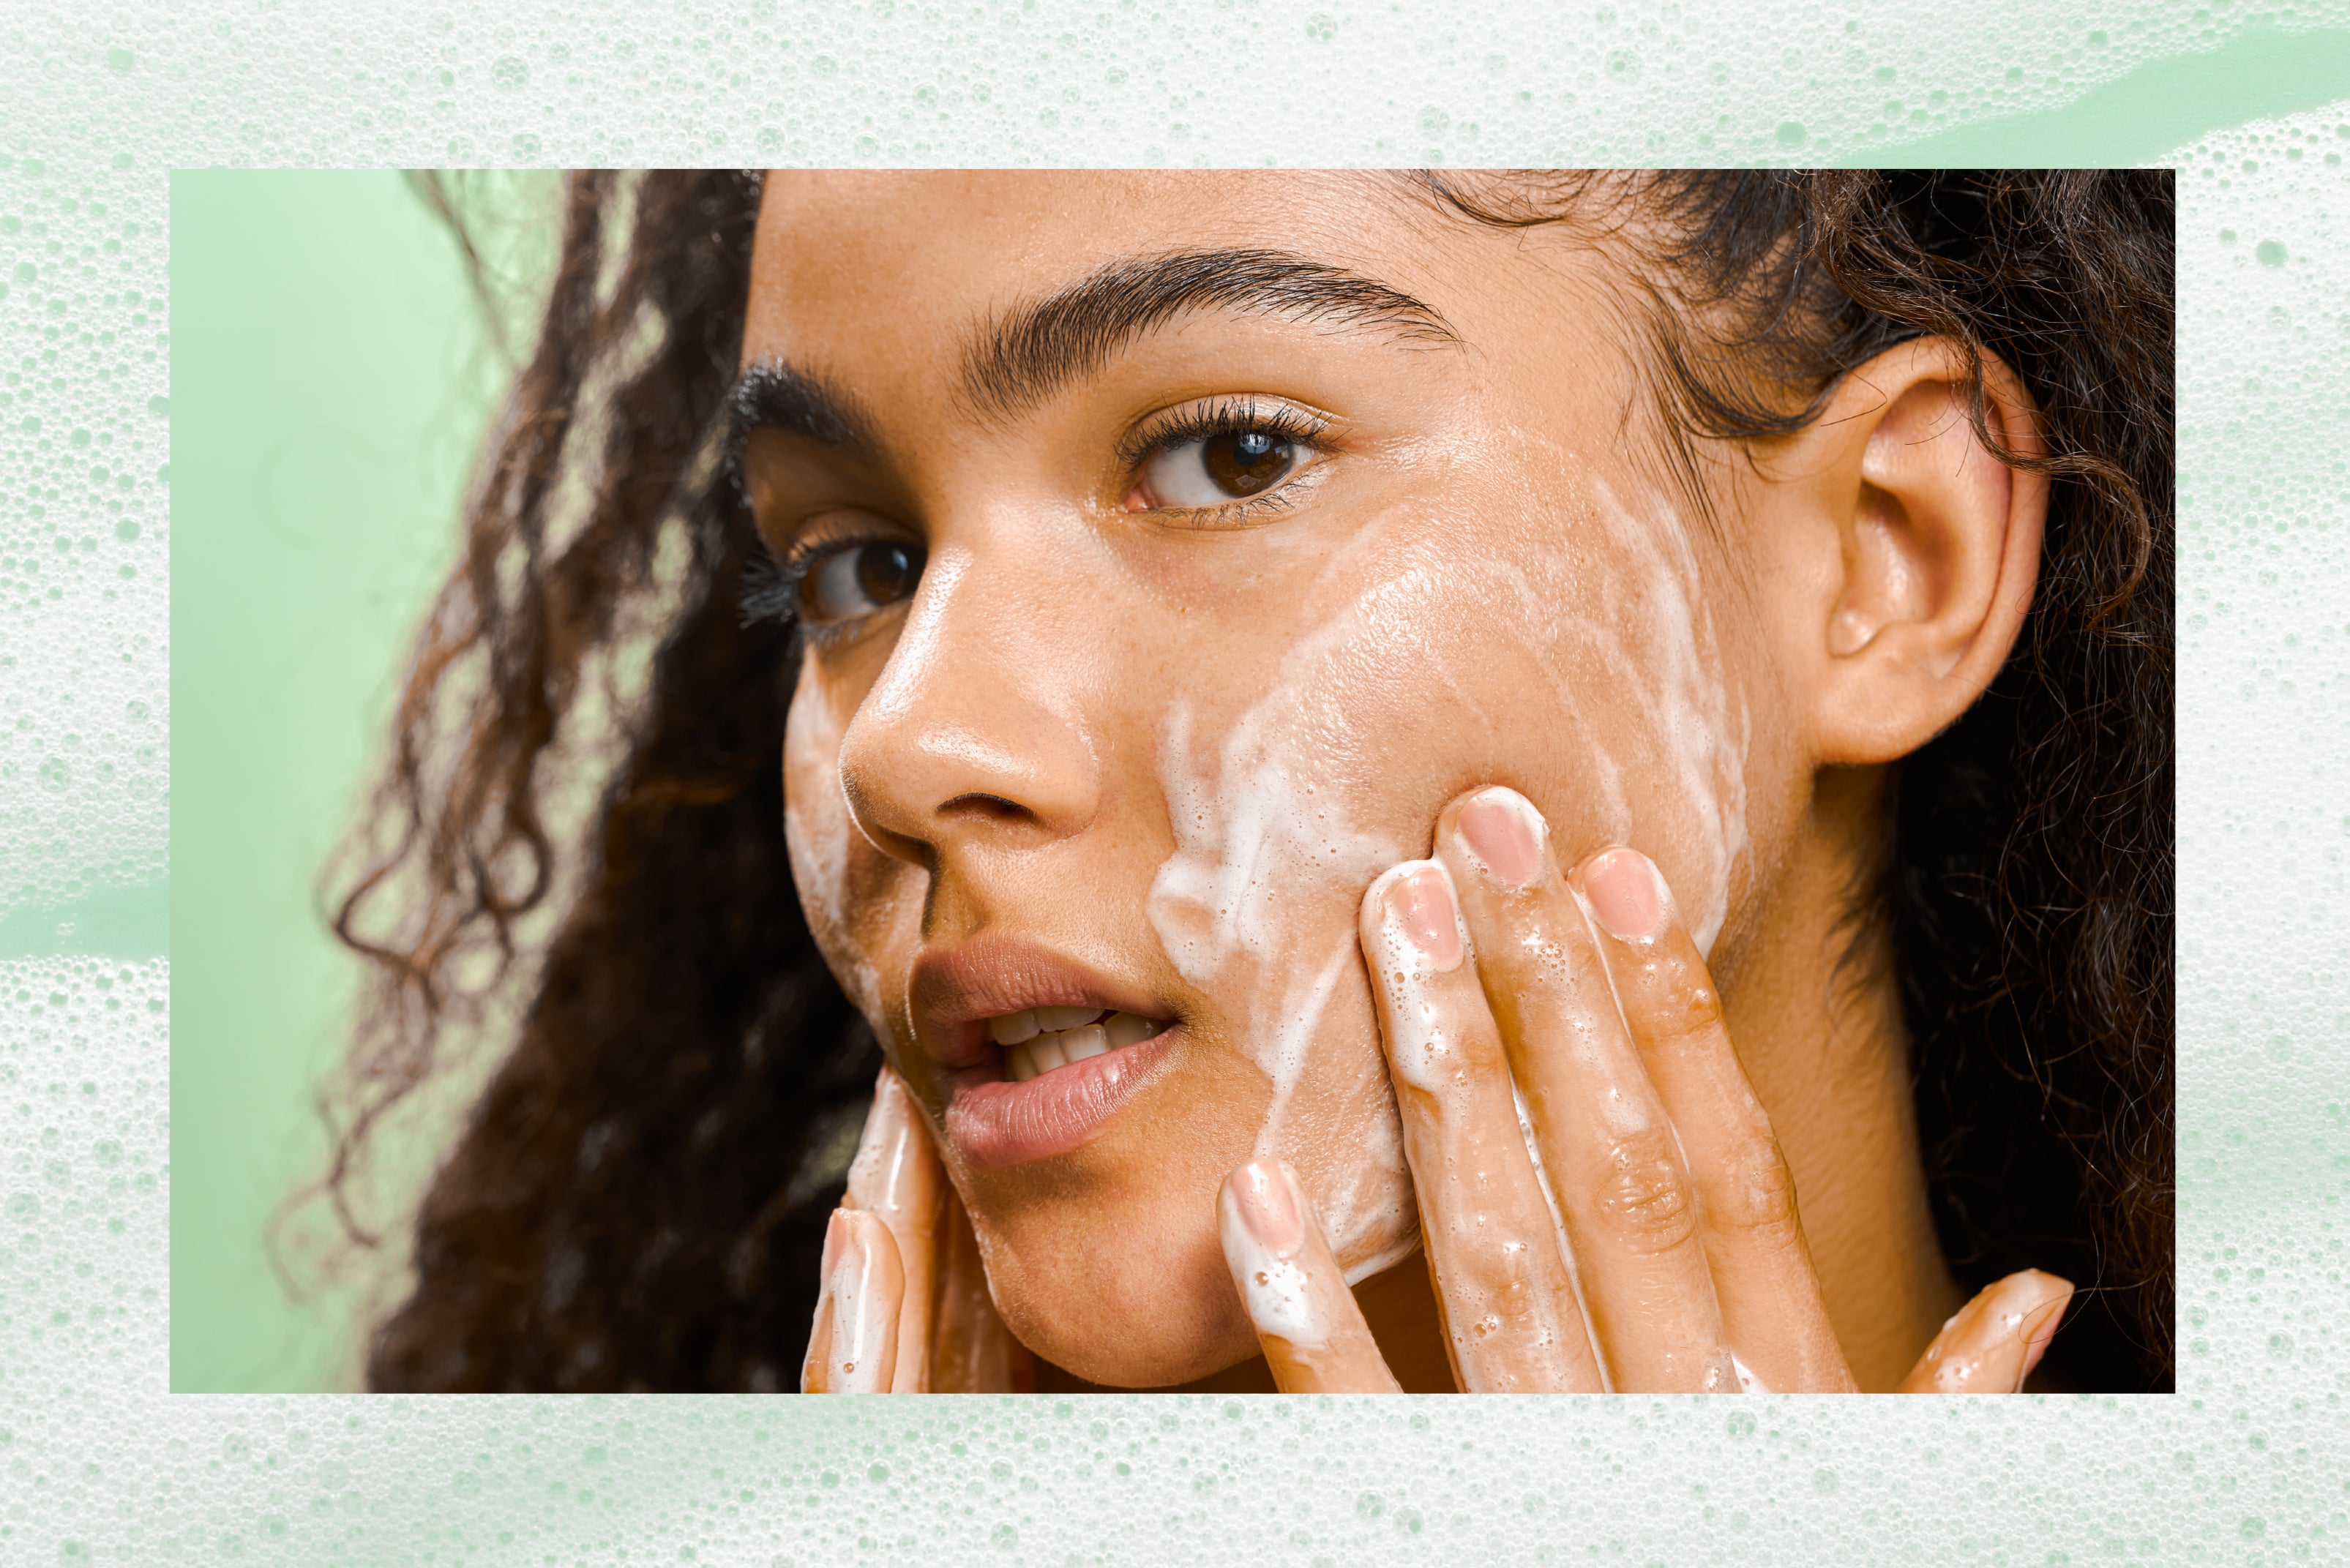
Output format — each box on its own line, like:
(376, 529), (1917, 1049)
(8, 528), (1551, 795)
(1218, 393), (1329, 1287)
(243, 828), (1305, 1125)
(1216, 785), (2073, 1394)
(801, 1067), (1033, 1392)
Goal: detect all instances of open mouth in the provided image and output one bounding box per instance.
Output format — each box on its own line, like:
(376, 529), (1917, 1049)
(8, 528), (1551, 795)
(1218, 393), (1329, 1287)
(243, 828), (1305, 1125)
(987, 1007), (1171, 1081)
(914, 933), (1186, 1167)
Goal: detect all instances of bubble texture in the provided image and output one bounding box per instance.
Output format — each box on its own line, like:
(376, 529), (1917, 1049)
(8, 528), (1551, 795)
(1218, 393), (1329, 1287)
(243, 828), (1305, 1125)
(3, 0), (2346, 1561)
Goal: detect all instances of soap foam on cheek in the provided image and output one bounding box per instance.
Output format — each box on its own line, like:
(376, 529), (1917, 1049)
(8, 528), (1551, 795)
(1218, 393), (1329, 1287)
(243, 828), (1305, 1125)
(1483, 426), (1752, 953)
(783, 669), (894, 1032)
(782, 675), (851, 935)
(1149, 683), (1417, 1278)
(1572, 462), (1751, 955)
(1145, 438), (1752, 1283)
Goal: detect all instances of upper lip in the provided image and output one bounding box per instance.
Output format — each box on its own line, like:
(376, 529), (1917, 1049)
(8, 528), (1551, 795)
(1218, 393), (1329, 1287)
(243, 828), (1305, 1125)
(910, 931), (1170, 1072)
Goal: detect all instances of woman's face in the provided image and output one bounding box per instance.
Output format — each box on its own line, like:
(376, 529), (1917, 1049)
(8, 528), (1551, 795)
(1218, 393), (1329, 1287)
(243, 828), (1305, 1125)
(740, 171), (1802, 1387)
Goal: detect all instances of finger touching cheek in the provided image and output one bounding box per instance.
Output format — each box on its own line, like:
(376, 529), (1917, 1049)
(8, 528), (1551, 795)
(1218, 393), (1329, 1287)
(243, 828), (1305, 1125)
(1361, 860), (1601, 1393)
(845, 1068), (945, 1392)
(1219, 1159), (1400, 1394)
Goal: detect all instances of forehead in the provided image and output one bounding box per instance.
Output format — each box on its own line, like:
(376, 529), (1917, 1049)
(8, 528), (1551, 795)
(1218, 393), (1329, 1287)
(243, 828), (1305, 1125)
(743, 170), (1442, 367)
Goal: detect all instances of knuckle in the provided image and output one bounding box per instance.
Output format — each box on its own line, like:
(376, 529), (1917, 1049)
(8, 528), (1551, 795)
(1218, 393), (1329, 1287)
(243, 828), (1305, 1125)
(1641, 961), (1725, 1045)
(1587, 1127), (1698, 1255)
(1709, 1137), (1803, 1246)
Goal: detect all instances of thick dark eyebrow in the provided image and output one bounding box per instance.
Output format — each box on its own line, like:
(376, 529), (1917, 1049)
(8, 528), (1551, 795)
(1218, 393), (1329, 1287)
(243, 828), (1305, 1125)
(724, 361), (883, 466)
(958, 247), (1461, 422)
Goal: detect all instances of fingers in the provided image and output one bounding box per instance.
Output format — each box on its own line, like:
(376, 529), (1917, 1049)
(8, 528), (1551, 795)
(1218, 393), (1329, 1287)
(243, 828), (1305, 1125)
(1431, 792), (1737, 1392)
(1216, 1154), (1505, 1397)
(930, 1184), (1036, 1393)
(1563, 841), (1855, 1393)
(844, 1066), (945, 1392)
(1899, 1269), (2073, 1393)
(1360, 861), (1605, 1392)
(801, 1208), (904, 1393)
(1217, 1159), (1402, 1394)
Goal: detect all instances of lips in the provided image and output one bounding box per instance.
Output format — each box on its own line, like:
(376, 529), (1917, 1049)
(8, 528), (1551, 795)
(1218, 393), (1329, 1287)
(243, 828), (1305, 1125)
(911, 932), (1180, 1169)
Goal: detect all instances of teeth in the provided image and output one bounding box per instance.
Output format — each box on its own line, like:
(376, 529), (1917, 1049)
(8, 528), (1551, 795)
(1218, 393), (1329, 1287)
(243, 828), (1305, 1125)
(998, 1010), (1165, 1083)
(987, 1010), (1039, 1046)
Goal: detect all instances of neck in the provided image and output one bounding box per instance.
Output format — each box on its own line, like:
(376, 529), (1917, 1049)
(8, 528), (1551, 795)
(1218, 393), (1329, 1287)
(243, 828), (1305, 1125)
(1700, 762), (1961, 1389)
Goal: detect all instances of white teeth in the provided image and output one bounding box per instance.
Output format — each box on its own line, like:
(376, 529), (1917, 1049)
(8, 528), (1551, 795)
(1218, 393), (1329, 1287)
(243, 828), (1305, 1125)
(988, 1010), (1039, 1046)
(998, 1010), (1166, 1082)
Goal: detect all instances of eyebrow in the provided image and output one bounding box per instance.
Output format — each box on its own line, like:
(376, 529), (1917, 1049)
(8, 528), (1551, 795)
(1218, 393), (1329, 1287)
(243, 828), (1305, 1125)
(725, 361), (883, 464)
(957, 247), (1461, 422)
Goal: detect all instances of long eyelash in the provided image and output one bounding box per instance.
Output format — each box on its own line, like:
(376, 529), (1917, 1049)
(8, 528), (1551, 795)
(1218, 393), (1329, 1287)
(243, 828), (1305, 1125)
(1113, 394), (1333, 472)
(741, 525), (913, 653)
(1115, 395), (1336, 527)
(738, 544), (804, 632)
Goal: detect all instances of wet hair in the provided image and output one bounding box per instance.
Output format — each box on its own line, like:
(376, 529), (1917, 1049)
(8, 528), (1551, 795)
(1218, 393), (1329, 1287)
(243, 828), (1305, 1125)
(322, 168), (2171, 1392)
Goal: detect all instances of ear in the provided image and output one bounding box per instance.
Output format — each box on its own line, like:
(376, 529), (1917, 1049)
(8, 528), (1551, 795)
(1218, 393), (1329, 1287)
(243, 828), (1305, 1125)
(1759, 337), (2048, 767)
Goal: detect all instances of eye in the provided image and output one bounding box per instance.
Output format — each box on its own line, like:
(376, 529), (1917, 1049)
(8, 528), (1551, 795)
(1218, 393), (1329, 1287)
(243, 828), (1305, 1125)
(800, 539), (926, 624)
(1134, 427), (1306, 509)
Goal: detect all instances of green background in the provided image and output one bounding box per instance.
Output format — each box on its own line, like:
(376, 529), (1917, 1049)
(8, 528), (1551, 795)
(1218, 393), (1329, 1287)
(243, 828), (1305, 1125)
(1, 0), (2345, 1562)
(168, 170), (551, 1392)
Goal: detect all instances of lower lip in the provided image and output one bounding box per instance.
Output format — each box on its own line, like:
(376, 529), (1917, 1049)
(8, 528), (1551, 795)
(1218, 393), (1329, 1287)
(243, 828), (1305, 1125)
(943, 1029), (1180, 1169)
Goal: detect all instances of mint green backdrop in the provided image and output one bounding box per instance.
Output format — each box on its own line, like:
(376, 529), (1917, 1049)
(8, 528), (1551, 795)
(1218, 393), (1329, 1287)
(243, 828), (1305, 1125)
(4, 0), (2344, 1561)
(168, 168), (553, 1393)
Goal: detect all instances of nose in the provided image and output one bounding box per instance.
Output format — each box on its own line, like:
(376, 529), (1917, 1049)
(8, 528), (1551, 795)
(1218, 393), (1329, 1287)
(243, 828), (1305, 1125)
(835, 549), (1103, 866)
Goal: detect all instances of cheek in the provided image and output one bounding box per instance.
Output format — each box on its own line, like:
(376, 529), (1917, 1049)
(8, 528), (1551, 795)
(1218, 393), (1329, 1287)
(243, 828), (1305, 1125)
(1142, 445), (1754, 1269)
(782, 664), (913, 1037)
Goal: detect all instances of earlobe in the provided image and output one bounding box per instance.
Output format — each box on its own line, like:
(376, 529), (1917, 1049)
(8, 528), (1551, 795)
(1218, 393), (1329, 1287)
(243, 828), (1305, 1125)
(1793, 340), (2048, 767)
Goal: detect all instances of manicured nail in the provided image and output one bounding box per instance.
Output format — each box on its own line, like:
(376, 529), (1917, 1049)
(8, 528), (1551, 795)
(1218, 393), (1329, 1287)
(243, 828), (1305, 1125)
(821, 1206), (850, 1278)
(1458, 787), (1546, 888)
(1229, 1160), (1304, 1253)
(1583, 847), (1664, 940)
(1218, 1160), (1325, 1347)
(1385, 863), (1464, 970)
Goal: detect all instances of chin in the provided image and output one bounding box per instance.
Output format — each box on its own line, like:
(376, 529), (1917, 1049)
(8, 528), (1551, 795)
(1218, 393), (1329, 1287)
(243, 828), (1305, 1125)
(978, 1196), (1262, 1389)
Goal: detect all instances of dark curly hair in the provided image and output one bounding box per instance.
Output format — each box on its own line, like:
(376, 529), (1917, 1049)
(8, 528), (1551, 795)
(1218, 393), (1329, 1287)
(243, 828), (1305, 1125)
(318, 168), (2171, 1392)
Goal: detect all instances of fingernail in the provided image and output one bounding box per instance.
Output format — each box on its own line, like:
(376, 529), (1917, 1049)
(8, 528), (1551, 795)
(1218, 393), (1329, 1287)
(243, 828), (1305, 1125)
(1384, 863), (1464, 970)
(821, 1206), (850, 1278)
(1458, 787), (1546, 888)
(1229, 1160), (1304, 1253)
(2014, 1286), (2071, 1392)
(1218, 1161), (1325, 1348)
(1583, 848), (1664, 940)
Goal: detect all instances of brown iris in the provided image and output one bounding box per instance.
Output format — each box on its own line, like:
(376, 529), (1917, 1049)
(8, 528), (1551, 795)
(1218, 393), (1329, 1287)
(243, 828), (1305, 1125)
(1202, 429), (1295, 497)
(855, 541), (922, 607)
(800, 539), (926, 622)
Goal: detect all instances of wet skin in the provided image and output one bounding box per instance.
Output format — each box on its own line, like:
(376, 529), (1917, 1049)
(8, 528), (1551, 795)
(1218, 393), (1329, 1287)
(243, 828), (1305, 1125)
(746, 172), (2060, 1391)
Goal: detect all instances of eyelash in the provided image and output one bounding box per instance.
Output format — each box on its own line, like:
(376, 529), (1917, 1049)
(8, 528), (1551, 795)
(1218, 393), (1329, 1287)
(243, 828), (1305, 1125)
(738, 396), (1336, 639)
(737, 544), (802, 634)
(738, 522), (899, 648)
(1115, 395), (1336, 525)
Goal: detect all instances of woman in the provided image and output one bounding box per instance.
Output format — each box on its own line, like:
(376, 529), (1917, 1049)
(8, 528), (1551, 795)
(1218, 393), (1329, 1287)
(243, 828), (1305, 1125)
(326, 170), (2172, 1394)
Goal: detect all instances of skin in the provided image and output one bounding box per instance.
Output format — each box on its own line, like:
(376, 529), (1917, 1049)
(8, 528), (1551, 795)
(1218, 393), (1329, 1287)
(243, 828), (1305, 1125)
(752, 170), (2072, 1393)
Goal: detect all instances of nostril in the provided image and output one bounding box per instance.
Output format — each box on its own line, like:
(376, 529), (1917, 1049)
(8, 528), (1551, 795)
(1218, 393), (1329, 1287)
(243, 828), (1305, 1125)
(938, 792), (1035, 823)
